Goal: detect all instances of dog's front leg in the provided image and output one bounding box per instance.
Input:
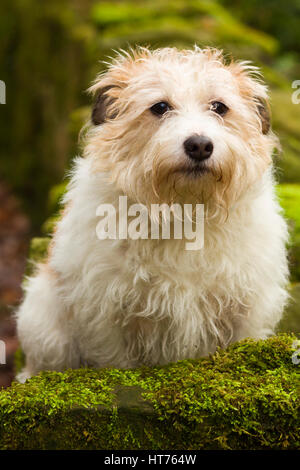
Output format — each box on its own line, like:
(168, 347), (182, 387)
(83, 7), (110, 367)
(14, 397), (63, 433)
(16, 266), (78, 382)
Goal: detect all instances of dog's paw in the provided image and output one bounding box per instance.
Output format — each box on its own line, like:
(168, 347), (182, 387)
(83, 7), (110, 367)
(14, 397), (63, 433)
(15, 368), (32, 383)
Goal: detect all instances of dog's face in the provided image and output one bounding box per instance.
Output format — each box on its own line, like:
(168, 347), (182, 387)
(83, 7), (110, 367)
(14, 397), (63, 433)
(86, 47), (276, 211)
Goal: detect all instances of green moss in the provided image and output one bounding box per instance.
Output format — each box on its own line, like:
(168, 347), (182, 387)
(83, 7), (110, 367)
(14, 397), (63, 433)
(14, 348), (26, 376)
(277, 184), (300, 281)
(41, 215), (60, 236)
(47, 182), (67, 213)
(25, 237), (51, 277)
(41, 182), (68, 235)
(1, 335), (299, 450)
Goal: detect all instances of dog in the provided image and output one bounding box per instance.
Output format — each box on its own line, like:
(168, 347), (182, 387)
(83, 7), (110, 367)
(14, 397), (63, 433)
(16, 46), (289, 382)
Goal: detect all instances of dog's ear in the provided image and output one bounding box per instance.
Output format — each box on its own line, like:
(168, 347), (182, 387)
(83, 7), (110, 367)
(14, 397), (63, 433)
(256, 97), (271, 135)
(91, 86), (118, 125)
(228, 61), (271, 135)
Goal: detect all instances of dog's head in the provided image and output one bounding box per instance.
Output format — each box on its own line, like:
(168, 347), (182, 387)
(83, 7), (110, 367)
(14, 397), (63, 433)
(86, 47), (276, 210)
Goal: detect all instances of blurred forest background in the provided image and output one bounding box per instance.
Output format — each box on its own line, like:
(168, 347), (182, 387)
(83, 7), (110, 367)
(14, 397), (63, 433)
(0, 0), (299, 386)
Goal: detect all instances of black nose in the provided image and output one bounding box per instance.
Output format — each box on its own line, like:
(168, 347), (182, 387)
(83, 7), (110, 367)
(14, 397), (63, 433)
(183, 135), (214, 162)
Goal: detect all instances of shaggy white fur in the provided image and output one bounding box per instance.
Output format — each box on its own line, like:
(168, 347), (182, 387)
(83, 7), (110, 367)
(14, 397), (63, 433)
(16, 47), (289, 382)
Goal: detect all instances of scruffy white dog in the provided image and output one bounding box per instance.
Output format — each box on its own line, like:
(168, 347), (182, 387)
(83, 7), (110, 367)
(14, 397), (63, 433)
(16, 46), (289, 382)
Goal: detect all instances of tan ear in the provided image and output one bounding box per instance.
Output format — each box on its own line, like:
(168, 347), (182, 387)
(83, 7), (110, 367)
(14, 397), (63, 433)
(91, 85), (118, 125)
(256, 97), (271, 135)
(228, 60), (271, 135)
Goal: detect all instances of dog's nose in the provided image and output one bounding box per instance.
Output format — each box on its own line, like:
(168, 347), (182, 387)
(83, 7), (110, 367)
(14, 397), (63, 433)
(183, 135), (214, 162)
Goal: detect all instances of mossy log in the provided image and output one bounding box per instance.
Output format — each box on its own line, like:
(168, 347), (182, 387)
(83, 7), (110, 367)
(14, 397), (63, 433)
(0, 335), (299, 450)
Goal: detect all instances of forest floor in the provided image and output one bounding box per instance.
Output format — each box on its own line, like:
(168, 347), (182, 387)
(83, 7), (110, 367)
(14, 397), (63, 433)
(0, 181), (30, 388)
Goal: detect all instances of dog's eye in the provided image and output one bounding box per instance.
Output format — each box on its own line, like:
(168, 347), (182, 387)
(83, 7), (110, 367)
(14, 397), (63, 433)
(210, 101), (229, 116)
(150, 101), (171, 116)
